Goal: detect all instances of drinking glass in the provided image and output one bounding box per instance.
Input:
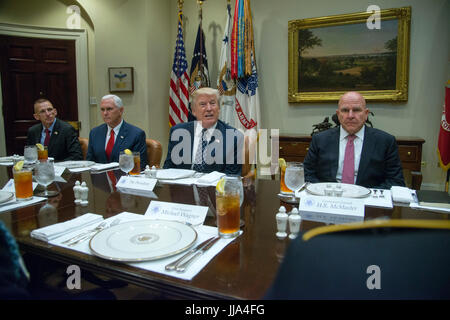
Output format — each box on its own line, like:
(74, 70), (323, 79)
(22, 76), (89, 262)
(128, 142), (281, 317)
(37, 146), (48, 161)
(119, 151), (134, 176)
(280, 165), (293, 194)
(129, 152), (141, 175)
(35, 159), (58, 197)
(284, 162), (305, 201)
(24, 145), (38, 164)
(216, 176), (241, 238)
(13, 167), (33, 201)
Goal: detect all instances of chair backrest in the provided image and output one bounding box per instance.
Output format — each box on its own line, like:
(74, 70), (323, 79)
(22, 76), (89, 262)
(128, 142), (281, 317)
(146, 138), (162, 168)
(79, 137), (88, 160)
(68, 121), (81, 136)
(241, 134), (256, 178)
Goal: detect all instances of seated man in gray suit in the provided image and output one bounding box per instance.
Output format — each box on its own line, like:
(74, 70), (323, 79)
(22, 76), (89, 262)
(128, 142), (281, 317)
(27, 98), (83, 161)
(163, 87), (243, 175)
(303, 91), (405, 189)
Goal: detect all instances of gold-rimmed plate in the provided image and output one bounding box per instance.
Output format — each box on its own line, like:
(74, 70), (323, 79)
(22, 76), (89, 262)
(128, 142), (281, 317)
(89, 220), (197, 262)
(306, 182), (371, 198)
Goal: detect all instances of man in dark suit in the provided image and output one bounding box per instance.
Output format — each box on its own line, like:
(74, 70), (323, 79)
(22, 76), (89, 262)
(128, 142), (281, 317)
(163, 87), (243, 175)
(303, 91), (405, 189)
(27, 98), (83, 161)
(86, 94), (147, 169)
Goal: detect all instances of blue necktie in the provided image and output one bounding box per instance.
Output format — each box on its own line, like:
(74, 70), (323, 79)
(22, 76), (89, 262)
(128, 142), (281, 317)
(193, 129), (208, 172)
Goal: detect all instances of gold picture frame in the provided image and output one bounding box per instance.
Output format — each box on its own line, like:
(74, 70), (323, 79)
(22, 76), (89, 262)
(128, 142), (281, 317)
(288, 7), (411, 103)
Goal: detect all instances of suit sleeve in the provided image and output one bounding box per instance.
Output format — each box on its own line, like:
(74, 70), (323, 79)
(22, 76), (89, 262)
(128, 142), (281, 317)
(380, 136), (405, 188)
(86, 130), (95, 162)
(224, 129), (243, 175)
(303, 135), (321, 183)
(26, 127), (38, 145)
(135, 130), (147, 170)
(63, 126), (83, 161)
(163, 127), (175, 169)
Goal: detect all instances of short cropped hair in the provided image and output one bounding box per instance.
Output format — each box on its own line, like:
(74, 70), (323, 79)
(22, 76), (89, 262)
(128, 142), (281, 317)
(191, 87), (221, 106)
(101, 94), (123, 108)
(33, 98), (52, 113)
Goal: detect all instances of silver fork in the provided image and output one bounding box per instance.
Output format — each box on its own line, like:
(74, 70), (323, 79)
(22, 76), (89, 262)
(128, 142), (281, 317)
(62, 221), (108, 244)
(68, 218), (121, 246)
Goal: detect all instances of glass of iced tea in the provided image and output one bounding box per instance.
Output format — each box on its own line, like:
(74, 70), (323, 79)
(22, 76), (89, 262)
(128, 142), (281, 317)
(38, 146), (48, 161)
(280, 164), (293, 194)
(129, 152), (141, 175)
(216, 176), (241, 238)
(13, 167), (33, 201)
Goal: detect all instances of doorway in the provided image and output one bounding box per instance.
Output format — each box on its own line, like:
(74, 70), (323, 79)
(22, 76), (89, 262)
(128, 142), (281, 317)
(0, 35), (79, 155)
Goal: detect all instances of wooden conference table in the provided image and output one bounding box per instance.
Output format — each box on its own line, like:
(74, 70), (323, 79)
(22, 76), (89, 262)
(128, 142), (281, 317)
(0, 168), (447, 300)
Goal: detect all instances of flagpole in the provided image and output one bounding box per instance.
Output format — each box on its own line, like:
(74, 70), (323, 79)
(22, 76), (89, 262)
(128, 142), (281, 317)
(446, 169), (449, 193)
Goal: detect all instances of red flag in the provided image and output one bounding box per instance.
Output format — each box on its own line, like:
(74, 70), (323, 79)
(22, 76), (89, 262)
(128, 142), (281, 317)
(437, 85), (450, 170)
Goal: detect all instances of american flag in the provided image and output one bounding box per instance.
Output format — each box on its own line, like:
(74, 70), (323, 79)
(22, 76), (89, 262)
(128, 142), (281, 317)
(169, 13), (190, 127)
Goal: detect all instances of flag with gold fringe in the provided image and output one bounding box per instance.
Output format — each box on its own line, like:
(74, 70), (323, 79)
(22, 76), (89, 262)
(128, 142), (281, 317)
(169, 11), (190, 127)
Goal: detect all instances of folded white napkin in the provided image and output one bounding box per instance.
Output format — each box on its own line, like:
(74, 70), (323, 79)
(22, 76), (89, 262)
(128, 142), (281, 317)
(196, 171), (225, 184)
(30, 213), (103, 242)
(90, 162), (119, 171)
(156, 169), (196, 180)
(390, 186), (414, 203)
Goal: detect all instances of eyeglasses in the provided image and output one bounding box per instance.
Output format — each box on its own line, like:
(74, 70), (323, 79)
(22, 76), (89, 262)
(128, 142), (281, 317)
(37, 108), (55, 115)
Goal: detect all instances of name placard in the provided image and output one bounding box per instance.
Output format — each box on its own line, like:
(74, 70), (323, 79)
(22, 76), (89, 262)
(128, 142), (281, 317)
(116, 176), (157, 192)
(299, 195), (365, 224)
(145, 200), (208, 226)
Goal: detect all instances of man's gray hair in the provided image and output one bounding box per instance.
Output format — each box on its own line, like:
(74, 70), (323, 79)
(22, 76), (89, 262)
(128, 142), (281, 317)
(191, 87), (221, 106)
(101, 94), (123, 108)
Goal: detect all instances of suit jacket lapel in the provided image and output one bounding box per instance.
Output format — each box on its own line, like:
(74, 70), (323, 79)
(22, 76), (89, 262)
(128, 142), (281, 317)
(48, 119), (60, 151)
(356, 126), (372, 184)
(112, 121), (128, 159)
(330, 128), (340, 179)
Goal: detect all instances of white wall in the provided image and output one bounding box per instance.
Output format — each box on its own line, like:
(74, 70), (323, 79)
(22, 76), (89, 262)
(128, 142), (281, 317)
(0, 0), (448, 188)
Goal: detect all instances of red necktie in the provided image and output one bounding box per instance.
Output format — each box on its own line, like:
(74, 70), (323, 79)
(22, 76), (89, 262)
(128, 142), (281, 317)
(44, 129), (51, 146)
(107, 171), (117, 192)
(342, 135), (356, 184)
(105, 130), (115, 161)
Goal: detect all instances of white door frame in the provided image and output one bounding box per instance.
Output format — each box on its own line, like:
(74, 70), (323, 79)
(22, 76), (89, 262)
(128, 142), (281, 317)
(0, 22), (90, 139)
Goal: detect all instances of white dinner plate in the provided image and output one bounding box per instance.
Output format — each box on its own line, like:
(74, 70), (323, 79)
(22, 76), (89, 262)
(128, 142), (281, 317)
(89, 220), (198, 262)
(0, 156), (24, 163)
(56, 160), (95, 169)
(306, 182), (371, 198)
(156, 169), (196, 180)
(0, 191), (14, 204)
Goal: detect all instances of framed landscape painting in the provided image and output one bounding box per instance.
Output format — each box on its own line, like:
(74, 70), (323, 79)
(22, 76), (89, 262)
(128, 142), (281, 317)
(288, 7), (411, 102)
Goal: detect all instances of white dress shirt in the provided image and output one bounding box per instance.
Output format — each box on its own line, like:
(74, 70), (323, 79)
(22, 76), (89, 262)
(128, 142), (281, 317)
(191, 121), (217, 169)
(336, 125), (365, 183)
(104, 120), (123, 150)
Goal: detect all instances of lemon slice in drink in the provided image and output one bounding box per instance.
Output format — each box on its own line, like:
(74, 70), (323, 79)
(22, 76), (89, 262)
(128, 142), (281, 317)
(124, 149), (132, 155)
(216, 177), (226, 195)
(14, 160), (24, 172)
(36, 143), (44, 151)
(278, 158), (286, 170)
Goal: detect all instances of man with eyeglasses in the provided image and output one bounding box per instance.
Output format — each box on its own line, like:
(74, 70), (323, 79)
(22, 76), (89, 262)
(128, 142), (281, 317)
(303, 91), (405, 189)
(27, 98), (83, 161)
(163, 87), (243, 175)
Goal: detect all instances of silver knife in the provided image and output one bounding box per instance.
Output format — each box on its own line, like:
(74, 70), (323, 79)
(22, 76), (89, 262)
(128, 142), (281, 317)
(165, 236), (216, 271)
(175, 236), (220, 273)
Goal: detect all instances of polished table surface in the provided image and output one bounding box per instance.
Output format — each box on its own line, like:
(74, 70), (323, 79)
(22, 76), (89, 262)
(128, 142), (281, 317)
(0, 168), (447, 299)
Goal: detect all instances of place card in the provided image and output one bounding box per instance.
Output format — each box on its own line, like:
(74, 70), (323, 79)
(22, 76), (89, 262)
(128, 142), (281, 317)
(299, 195), (365, 224)
(116, 176), (157, 192)
(53, 165), (66, 176)
(145, 200), (208, 226)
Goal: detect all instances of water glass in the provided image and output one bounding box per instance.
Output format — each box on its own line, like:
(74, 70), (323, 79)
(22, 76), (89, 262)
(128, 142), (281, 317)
(119, 151), (134, 176)
(284, 162), (305, 199)
(24, 145), (38, 163)
(35, 158), (58, 197)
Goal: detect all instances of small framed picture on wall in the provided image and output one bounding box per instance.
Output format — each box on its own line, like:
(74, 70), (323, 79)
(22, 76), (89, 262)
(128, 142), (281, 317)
(108, 67), (134, 93)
